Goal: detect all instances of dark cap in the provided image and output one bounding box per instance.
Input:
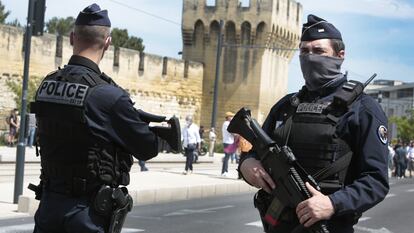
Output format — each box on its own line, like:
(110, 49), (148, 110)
(75, 3), (111, 27)
(301, 14), (341, 41)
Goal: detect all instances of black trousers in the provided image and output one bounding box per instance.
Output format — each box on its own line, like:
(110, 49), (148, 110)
(34, 191), (108, 233)
(185, 144), (196, 171)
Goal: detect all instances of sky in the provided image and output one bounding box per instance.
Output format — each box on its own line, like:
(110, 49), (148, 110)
(2, 0), (414, 92)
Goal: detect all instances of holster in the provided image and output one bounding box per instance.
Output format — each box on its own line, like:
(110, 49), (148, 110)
(92, 186), (133, 233)
(108, 187), (133, 233)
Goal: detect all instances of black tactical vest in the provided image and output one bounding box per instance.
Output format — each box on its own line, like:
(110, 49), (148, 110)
(272, 88), (354, 194)
(31, 65), (133, 195)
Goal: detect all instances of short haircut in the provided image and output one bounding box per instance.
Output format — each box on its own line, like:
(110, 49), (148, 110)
(330, 39), (345, 55)
(74, 25), (110, 49)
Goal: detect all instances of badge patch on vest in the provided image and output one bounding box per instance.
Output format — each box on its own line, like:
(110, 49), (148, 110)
(36, 81), (89, 107)
(377, 125), (388, 145)
(296, 103), (327, 114)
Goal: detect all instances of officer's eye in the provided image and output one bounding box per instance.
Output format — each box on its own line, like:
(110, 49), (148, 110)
(313, 48), (326, 55)
(300, 48), (310, 55)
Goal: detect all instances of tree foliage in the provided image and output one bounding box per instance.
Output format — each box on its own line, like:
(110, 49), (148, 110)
(6, 18), (21, 27)
(0, 0), (10, 24)
(111, 27), (145, 52)
(6, 76), (42, 113)
(46, 16), (75, 36)
(389, 109), (414, 143)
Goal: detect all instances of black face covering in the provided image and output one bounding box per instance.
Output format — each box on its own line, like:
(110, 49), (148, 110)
(300, 54), (344, 91)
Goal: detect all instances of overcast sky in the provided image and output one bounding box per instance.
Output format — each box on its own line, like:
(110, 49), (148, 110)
(2, 0), (414, 92)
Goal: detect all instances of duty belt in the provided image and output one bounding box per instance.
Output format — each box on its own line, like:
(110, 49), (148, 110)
(44, 178), (100, 197)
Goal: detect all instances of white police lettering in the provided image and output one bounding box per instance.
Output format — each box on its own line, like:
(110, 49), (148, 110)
(296, 103), (327, 114)
(36, 81), (89, 107)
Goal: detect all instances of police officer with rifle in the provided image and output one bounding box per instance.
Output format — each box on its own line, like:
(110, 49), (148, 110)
(29, 4), (181, 233)
(232, 15), (389, 233)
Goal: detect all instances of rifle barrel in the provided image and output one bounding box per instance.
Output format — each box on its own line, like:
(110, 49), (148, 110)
(364, 73), (377, 87)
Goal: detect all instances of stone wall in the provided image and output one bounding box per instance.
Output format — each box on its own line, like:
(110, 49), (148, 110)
(0, 24), (204, 130)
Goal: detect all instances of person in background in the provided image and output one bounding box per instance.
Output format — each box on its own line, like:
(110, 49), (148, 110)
(394, 143), (407, 179)
(221, 111), (235, 176)
(387, 143), (395, 177)
(138, 160), (149, 172)
(7, 109), (19, 147)
(182, 115), (201, 175)
(406, 141), (414, 178)
(209, 127), (216, 157)
(26, 113), (37, 148)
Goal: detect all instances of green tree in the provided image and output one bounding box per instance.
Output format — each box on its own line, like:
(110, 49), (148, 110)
(0, 0), (11, 24)
(6, 18), (21, 27)
(389, 109), (414, 143)
(46, 16), (75, 36)
(111, 27), (144, 52)
(125, 36), (145, 52)
(111, 28), (129, 48)
(6, 76), (42, 113)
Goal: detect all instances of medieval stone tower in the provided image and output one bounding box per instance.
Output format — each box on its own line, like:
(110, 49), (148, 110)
(182, 0), (302, 127)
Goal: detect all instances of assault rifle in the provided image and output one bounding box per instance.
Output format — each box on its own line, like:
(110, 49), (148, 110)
(228, 108), (329, 233)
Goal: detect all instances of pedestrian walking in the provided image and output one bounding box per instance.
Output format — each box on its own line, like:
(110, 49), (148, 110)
(221, 111), (235, 176)
(182, 115), (201, 175)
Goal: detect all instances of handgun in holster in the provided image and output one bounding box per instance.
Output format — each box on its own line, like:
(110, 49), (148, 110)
(93, 186), (133, 233)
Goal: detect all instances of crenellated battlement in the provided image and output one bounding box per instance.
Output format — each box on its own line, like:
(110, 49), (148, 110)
(182, 0), (303, 126)
(182, 0), (302, 59)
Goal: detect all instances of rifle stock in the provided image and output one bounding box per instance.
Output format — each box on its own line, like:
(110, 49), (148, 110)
(228, 108), (329, 233)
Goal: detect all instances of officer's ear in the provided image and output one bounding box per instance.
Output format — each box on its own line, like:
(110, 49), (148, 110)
(338, 50), (345, 59)
(103, 36), (111, 51)
(70, 31), (74, 46)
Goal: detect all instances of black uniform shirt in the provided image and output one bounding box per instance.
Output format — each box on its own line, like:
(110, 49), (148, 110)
(258, 77), (389, 219)
(68, 55), (158, 160)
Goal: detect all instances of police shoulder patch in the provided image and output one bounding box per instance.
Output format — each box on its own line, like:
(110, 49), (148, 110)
(377, 125), (388, 145)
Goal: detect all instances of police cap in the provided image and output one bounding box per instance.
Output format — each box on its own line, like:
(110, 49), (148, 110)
(75, 3), (111, 27)
(301, 14), (342, 41)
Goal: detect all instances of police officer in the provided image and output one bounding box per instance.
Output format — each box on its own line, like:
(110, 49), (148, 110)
(239, 15), (389, 233)
(31, 4), (179, 233)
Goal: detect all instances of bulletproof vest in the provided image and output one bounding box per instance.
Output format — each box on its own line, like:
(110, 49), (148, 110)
(31, 65), (133, 193)
(272, 83), (358, 194)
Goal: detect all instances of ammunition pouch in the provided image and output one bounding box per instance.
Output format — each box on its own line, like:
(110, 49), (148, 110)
(92, 186), (133, 233)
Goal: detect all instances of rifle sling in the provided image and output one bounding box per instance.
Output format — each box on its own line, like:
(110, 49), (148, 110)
(312, 151), (353, 182)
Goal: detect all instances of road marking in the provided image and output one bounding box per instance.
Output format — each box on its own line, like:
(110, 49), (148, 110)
(245, 221), (263, 228)
(385, 193), (396, 198)
(359, 217), (371, 222)
(0, 224), (143, 233)
(354, 226), (393, 233)
(121, 228), (145, 233)
(164, 205), (234, 216)
(407, 189), (414, 192)
(0, 223), (34, 233)
(129, 215), (162, 220)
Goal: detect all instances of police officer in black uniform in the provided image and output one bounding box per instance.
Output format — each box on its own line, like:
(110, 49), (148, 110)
(31, 4), (180, 233)
(239, 15), (389, 233)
